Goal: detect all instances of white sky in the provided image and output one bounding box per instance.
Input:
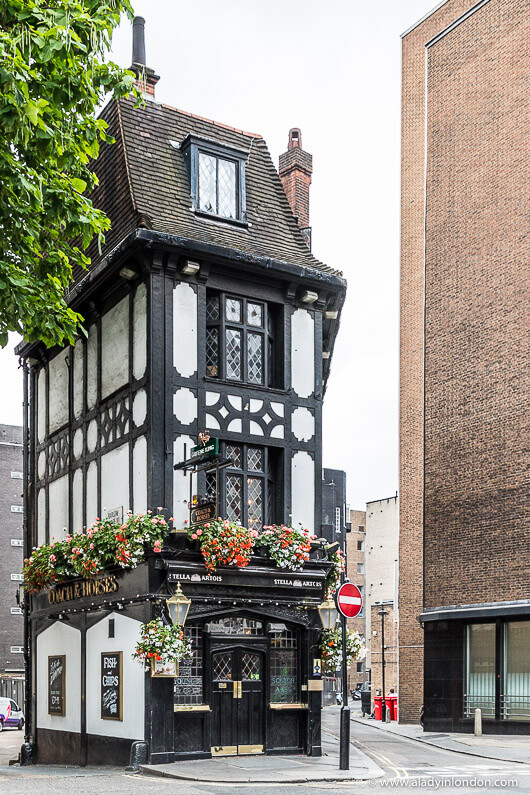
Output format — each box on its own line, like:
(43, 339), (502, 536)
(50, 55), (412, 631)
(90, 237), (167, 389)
(0, 0), (438, 509)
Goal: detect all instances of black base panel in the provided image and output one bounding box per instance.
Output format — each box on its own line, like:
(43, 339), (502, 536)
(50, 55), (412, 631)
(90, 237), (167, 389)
(424, 718), (530, 735)
(36, 729), (81, 765)
(87, 734), (139, 766)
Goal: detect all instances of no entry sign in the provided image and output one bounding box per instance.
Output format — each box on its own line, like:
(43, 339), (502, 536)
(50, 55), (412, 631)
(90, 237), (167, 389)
(336, 583), (363, 619)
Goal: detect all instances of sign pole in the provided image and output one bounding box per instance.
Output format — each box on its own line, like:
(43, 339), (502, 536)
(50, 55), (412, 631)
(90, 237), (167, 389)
(339, 609), (350, 770)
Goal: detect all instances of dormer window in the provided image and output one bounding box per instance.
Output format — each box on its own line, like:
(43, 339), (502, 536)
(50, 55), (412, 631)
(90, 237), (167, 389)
(181, 134), (247, 223)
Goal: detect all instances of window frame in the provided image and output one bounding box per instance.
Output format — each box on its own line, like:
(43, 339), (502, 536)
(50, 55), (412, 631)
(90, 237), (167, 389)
(206, 292), (275, 388)
(181, 134), (247, 224)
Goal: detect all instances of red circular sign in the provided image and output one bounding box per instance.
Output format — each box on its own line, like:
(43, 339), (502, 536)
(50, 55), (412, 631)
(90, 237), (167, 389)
(336, 583), (363, 618)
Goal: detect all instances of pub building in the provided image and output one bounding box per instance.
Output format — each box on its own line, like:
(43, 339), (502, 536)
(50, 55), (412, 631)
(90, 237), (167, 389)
(17, 19), (346, 766)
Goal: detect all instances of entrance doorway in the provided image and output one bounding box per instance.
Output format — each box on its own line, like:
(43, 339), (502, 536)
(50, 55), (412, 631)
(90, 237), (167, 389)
(211, 646), (265, 755)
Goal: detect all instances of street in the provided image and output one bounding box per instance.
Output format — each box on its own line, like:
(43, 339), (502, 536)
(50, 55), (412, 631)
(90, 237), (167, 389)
(0, 711), (529, 794)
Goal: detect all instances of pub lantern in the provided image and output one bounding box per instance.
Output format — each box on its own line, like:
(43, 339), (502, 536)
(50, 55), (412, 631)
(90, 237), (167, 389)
(318, 596), (339, 630)
(166, 583), (191, 626)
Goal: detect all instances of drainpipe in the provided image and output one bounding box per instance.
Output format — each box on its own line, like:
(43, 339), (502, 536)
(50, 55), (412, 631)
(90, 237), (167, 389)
(20, 361), (33, 765)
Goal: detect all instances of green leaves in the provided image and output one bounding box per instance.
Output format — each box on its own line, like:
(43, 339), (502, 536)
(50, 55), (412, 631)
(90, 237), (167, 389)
(0, 0), (135, 348)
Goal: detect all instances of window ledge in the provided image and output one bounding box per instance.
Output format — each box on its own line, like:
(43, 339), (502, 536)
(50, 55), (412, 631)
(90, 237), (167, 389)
(203, 376), (287, 395)
(174, 704), (211, 712)
(192, 209), (249, 229)
(269, 703), (308, 710)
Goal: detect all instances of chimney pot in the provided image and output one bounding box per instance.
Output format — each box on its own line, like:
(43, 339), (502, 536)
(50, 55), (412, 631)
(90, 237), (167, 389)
(130, 16), (160, 98)
(279, 128), (313, 249)
(132, 16), (146, 66)
(288, 128), (302, 150)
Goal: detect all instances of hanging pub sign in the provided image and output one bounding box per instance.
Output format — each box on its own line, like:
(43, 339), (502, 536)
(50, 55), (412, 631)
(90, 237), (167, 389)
(101, 652), (123, 721)
(48, 655), (65, 716)
(190, 501), (217, 527)
(190, 437), (219, 463)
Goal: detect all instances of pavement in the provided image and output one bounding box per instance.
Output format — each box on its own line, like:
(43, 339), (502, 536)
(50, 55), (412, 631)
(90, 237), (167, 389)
(350, 710), (530, 765)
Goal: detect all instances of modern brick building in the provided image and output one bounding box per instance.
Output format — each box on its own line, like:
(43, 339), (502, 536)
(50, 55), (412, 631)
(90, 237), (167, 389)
(0, 424), (24, 673)
(400, 0), (529, 731)
(346, 508), (366, 691)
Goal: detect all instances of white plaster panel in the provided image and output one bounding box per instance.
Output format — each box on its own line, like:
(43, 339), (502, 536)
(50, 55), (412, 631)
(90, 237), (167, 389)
(86, 461), (98, 525)
(36, 621), (81, 733)
(173, 435), (194, 529)
(291, 308), (315, 399)
(72, 468), (83, 533)
(48, 475), (69, 540)
(291, 406), (315, 442)
(133, 282), (147, 380)
(205, 413), (220, 430)
(37, 451), (46, 479)
(73, 428), (83, 460)
(133, 435), (147, 514)
(270, 425), (285, 439)
(227, 395), (242, 411)
(291, 451), (315, 533)
(73, 339), (84, 420)
(37, 367), (46, 443)
(37, 488), (46, 546)
(173, 282), (197, 377)
(86, 323), (98, 410)
(270, 402), (284, 418)
(48, 350), (69, 433)
(249, 399), (263, 413)
(86, 613), (145, 740)
(173, 388), (197, 425)
(132, 389), (147, 427)
(249, 420), (264, 436)
(102, 297), (129, 399)
(101, 444), (129, 517)
(87, 419), (98, 453)
(227, 419), (242, 433)
(206, 391), (220, 407)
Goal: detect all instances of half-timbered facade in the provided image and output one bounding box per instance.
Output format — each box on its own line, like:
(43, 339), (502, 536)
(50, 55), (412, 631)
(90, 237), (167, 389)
(18, 20), (346, 766)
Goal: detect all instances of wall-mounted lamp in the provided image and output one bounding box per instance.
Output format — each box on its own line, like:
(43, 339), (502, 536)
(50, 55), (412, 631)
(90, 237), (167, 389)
(318, 597), (339, 631)
(181, 260), (200, 275)
(301, 290), (319, 304)
(166, 583), (191, 626)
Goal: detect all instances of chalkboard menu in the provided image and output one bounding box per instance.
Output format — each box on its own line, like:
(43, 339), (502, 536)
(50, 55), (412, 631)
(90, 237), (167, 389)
(101, 651), (123, 721)
(48, 655), (65, 716)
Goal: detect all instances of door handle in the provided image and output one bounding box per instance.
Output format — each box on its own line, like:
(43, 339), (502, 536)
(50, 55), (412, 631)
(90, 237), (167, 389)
(233, 680), (242, 699)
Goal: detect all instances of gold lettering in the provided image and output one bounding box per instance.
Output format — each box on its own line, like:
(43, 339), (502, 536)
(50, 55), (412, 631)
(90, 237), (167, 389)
(74, 583), (81, 599)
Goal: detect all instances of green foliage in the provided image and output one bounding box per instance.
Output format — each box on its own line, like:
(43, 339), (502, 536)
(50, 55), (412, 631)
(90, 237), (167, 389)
(0, 0), (136, 347)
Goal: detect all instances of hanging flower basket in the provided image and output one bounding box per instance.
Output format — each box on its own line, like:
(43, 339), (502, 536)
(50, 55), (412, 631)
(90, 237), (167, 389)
(319, 628), (366, 674)
(23, 511), (168, 592)
(132, 618), (192, 672)
(188, 518), (258, 573)
(257, 524), (315, 571)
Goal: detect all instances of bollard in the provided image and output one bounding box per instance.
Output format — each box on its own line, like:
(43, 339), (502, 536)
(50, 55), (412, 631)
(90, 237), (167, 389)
(386, 706), (391, 723)
(474, 708), (482, 736)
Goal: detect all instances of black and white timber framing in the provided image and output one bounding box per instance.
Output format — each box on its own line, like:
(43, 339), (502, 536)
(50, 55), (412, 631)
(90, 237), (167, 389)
(17, 60), (346, 767)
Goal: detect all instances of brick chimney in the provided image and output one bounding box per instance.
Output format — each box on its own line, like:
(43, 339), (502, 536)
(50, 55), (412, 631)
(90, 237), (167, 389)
(279, 128), (313, 249)
(130, 16), (159, 98)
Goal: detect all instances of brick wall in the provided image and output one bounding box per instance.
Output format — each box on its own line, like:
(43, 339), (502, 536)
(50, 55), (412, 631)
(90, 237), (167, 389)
(400, 0), (529, 723)
(370, 602), (398, 700)
(0, 425), (24, 673)
(346, 508), (366, 689)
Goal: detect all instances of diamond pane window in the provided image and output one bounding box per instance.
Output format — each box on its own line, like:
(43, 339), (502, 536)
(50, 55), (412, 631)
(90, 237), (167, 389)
(247, 447), (263, 472)
(226, 444), (242, 469)
(218, 159), (236, 219)
(213, 652), (233, 681)
(242, 653), (261, 681)
(226, 474), (242, 522)
(247, 477), (263, 531)
(247, 303), (263, 327)
(206, 327), (219, 377)
(247, 333), (263, 384)
(198, 152), (216, 214)
(226, 298), (242, 323)
(206, 295), (220, 321)
(226, 329), (241, 380)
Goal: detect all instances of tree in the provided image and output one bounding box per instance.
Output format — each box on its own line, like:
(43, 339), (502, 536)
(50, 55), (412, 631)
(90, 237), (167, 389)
(0, 0), (136, 348)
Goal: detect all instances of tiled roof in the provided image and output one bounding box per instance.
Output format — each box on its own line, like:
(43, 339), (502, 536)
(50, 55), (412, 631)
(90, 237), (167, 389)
(83, 98), (342, 279)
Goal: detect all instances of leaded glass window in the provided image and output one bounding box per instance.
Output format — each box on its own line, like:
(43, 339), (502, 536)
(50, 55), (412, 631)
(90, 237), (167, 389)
(198, 152), (237, 220)
(174, 626), (203, 706)
(219, 443), (276, 530)
(270, 629), (298, 703)
(205, 291), (277, 386)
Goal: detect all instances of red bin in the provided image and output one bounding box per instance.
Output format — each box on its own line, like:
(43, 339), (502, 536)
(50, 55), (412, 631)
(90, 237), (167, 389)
(385, 697), (394, 720)
(374, 695), (383, 721)
(390, 695), (398, 721)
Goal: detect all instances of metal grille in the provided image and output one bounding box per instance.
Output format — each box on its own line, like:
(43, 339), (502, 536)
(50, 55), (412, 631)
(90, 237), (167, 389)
(213, 652), (232, 681)
(464, 694), (495, 719)
(206, 295), (220, 321)
(247, 447), (263, 472)
(226, 328), (241, 380)
(501, 694), (530, 720)
(198, 152), (216, 213)
(247, 333), (263, 384)
(226, 445), (242, 469)
(247, 478), (263, 531)
(226, 474), (242, 522)
(242, 653), (261, 681)
(247, 303), (263, 327)
(226, 298), (242, 323)
(218, 158), (236, 219)
(206, 327), (219, 377)
(174, 626), (203, 706)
